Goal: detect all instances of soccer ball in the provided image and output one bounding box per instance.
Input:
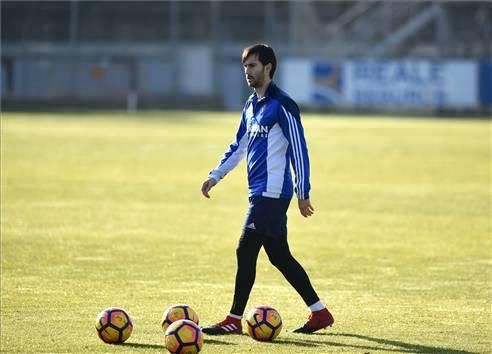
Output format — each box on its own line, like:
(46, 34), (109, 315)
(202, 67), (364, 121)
(161, 304), (199, 332)
(95, 307), (133, 344)
(165, 319), (203, 354)
(245, 305), (282, 341)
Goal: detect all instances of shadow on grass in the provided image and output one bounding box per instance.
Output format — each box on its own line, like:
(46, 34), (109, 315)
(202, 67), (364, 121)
(273, 338), (318, 347)
(297, 332), (476, 354)
(205, 338), (237, 345)
(274, 337), (390, 351)
(123, 337), (236, 350)
(123, 333), (476, 353)
(122, 342), (164, 350)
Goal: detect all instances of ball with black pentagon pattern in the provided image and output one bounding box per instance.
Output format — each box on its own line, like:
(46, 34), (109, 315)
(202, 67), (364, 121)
(245, 305), (282, 341)
(95, 307), (133, 344)
(165, 319), (203, 354)
(161, 304), (199, 333)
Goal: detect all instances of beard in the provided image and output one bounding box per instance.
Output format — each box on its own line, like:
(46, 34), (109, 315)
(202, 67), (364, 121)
(246, 73), (265, 88)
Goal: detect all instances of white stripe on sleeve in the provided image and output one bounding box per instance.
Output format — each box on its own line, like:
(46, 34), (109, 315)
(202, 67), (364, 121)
(281, 106), (305, 199)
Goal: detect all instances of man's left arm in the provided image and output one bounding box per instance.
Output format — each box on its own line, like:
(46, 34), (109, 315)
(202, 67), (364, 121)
(278, 103), (314, 217)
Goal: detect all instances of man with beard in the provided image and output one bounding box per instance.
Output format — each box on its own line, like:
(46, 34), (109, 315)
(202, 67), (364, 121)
(200, 44), (334, 335)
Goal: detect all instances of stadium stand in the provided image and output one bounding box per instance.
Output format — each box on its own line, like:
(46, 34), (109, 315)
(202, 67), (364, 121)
(1, 1), (491, 111)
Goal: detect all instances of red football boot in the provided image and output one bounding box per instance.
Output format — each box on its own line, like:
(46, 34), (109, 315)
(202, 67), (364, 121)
(201, 315), (243, 335)
(292, 308), (334, 334)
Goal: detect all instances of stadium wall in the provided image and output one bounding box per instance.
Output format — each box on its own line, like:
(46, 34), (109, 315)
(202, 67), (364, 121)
(1, 46), (491, 115)
(1, 45), (224, 111)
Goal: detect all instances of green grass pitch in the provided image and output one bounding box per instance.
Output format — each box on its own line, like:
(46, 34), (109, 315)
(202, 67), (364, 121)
(1, 111), (490, 353)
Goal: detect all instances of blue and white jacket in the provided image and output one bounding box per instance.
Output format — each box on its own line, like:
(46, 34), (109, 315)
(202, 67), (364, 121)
(209, 82), (311, 200)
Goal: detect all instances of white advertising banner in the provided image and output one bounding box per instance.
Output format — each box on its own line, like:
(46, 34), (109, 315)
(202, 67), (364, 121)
(343, 60), (478, 108)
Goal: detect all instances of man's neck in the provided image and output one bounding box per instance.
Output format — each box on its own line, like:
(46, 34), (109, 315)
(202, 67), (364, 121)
(254, 79), (271, 99)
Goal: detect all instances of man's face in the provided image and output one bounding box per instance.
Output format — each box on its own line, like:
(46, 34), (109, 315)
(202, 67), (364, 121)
(243, 55), (269, 88)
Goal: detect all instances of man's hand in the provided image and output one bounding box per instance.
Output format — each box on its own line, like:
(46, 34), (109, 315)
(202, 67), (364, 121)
(298, 198), (314, 217)
(201, 177), (217, 199)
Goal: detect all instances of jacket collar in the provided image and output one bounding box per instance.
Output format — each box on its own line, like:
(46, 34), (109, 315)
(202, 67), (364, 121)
(250, 81), (276, 102)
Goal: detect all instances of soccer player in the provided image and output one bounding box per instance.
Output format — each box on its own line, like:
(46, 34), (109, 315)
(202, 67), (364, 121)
(200, 44), (334, 335)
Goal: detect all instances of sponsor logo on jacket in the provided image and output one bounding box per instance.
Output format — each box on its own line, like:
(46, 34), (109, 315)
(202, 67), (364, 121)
(248, 123), (269, 138)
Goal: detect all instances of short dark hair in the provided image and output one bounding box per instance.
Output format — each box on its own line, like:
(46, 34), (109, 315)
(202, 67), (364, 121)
(241, 44), (277, 79)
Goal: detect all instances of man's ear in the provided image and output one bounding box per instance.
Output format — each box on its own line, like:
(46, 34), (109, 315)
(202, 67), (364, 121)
(264, 63), (272, 76)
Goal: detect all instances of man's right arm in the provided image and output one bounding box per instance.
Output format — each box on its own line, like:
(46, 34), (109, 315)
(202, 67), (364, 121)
(201, 115), (248, 198)
(201, 177), (217, 199)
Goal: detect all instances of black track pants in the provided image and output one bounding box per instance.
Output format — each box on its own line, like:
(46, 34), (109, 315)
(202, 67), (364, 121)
(230, 229), (320, 316)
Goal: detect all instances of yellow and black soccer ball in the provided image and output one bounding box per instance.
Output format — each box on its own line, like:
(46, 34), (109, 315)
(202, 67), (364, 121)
(95, 307), (133, 344)
(245, 305), (282, 341)
(165, 319), (203, 354)
(161, 304), (199, 333)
